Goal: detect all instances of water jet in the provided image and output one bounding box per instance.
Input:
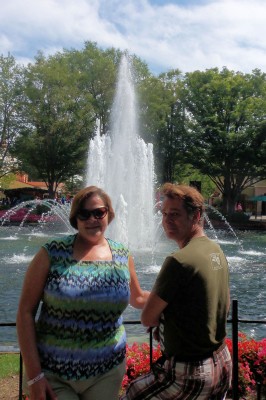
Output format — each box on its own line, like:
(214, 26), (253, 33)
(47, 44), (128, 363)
(86, 55), (155, 249)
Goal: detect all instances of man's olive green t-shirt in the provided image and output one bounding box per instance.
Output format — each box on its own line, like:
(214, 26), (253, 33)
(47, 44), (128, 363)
(153, 236), (229, 359)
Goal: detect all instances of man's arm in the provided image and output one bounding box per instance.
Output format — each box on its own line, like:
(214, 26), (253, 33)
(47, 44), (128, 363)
(141, 291), (168, 327)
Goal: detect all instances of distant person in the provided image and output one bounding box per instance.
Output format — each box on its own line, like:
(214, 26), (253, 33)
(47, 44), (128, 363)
(235, 202), (243, 212)
(17, 185), (149, 400)
(122, 183), (232, 400)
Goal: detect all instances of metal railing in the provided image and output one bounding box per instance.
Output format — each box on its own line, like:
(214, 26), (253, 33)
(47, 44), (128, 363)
(228, 300), (265, 400)
(0, 299), (265, 400)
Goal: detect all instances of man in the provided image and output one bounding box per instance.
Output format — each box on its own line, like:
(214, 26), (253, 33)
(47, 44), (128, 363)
(122, 183), (232, 399)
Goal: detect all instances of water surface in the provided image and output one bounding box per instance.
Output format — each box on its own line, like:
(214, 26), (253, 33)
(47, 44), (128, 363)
(0, 225), (265, 350)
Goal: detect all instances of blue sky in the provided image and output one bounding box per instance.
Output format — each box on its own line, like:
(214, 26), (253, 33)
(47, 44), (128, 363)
(1, 0), (266, 74)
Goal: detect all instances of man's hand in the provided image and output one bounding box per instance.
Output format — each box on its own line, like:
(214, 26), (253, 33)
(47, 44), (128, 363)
(147, 326), (160, 342)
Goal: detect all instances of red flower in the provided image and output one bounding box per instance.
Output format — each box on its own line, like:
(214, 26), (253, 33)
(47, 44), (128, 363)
(122, 335), (266, 397)
(225, 334), (265, 396)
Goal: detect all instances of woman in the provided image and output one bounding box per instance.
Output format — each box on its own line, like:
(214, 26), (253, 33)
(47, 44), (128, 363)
(17, 186), (149, 400)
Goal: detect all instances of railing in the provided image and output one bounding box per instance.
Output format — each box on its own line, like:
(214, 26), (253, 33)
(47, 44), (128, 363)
(228, 300), (264, 400)
(0, 299), (265, 400)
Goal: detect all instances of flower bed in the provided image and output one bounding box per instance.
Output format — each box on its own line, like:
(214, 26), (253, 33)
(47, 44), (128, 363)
(0, 208), (58, 223)
(226, 333), (266, 397)
(122, 334), (266, 398)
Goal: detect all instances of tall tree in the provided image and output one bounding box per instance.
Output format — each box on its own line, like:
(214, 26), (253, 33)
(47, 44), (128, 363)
(174, 163), (216, 199)
(138, 69), (185, 183)
(70, 43), (151, 136)
(68, 42), (120, 135)
(180, 67), (266, 214)
(0, 54), (25, 178)
(13, 52), (95, 197)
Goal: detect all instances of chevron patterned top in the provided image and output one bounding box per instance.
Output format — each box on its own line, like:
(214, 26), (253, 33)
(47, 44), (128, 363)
(35, 234), (130, 380)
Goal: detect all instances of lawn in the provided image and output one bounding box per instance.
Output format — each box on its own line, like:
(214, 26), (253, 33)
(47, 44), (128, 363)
(0, 353), (20, 378)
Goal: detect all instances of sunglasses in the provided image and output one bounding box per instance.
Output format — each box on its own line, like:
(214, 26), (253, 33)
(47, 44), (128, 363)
(77, 206), (108, 221)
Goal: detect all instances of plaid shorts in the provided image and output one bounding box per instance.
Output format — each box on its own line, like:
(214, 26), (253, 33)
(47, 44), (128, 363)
(121, 343), (232, 400)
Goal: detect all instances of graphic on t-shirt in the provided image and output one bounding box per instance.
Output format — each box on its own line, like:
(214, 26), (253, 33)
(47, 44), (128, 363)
(210, 253), (223, 270)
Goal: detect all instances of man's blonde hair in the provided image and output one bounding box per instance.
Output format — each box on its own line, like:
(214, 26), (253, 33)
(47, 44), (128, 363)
(161, 183), (205, 218)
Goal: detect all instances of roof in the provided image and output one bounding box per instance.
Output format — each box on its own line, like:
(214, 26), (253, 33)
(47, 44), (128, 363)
(4, 181), (47, 191)
(3, 180), (65, 191)
(26, 181), (48, 189)
(249, 195), (266, 202)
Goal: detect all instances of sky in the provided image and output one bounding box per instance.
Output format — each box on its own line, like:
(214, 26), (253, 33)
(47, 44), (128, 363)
(1, 0), (266, 75)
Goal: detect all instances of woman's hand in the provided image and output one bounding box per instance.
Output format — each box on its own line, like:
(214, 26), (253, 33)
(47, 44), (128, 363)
(28, 376), (57, 400)
(128, 256), (150, 309)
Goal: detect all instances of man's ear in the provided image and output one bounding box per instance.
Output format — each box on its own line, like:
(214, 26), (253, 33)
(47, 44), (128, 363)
(192, 209), (201, 223)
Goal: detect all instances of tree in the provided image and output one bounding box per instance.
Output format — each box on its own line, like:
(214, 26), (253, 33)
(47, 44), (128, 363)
(13, 52), (95, 197)
(138, 70), (185, 183)
(180, 67), (266, 214)
(0, 172), (17, 191)
(173, 163), (216, 200)
(67, 42), (119, 135)
(0, 54), (25, 178)
(71, 43), (151, 136)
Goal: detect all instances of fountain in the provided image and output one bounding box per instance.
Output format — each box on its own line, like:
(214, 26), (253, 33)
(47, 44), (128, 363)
(86, 55), (155, 249)
(0, 55), (265, 350)
(1, 55), (155, 249)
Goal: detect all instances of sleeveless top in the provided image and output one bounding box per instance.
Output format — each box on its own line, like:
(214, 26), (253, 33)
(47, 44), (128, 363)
(35, 234), (130, 380)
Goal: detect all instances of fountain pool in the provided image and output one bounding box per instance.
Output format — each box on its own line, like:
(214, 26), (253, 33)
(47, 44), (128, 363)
(0, 225), (265, 350)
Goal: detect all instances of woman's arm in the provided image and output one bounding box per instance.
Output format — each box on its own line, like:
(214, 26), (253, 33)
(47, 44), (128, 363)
(128, 255), (150, 309)
(141, 291), (168, 327)
(16, 247), (56, 399)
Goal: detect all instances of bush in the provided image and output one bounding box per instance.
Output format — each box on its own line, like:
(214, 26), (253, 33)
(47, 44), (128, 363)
(33, 204), (51, 215)
(227, 212), (250, 223)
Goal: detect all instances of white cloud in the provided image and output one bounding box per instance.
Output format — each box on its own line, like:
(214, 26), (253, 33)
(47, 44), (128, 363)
(1, 0), (266, 73)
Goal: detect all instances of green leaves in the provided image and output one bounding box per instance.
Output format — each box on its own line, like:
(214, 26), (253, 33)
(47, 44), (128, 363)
(178, 68), (266, 213)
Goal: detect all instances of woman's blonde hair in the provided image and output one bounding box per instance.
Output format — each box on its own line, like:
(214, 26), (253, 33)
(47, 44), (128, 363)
(69, 186), (115, 229)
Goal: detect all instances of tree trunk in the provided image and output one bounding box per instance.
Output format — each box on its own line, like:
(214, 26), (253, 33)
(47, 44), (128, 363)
(222, 174), (237, 215)
(47, 182), (56, 199)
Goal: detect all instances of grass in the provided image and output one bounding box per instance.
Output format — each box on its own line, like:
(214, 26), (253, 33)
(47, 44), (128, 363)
(0, 353), (20, 378)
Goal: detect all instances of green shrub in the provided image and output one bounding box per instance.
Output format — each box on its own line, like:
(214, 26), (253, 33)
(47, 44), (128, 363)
(227, 212), (250, 223)
(32, 204), (51, 215)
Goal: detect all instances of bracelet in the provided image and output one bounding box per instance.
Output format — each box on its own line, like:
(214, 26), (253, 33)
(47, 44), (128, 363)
(27, 372), (44, 386)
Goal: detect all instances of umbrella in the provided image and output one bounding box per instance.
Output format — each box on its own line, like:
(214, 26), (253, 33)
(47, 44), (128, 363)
(249, 195), (266, 201)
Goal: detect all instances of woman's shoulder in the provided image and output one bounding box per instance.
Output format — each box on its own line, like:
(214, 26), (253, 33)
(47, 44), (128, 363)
(43, 234), (76, 251)
(106, 238), (129, 253)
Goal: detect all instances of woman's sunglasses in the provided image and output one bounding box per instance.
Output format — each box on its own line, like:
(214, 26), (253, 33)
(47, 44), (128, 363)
(77, 206), (108, 221)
